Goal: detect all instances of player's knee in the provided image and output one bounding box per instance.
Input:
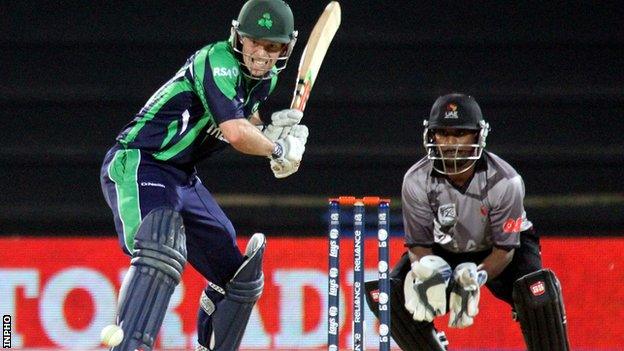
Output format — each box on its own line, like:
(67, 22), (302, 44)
(133, 207), (187, 283)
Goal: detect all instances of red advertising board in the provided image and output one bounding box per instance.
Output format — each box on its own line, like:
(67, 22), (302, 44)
(1, 237), (622, 350)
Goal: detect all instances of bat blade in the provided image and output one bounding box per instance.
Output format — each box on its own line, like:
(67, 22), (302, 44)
(290, 1), (341, 111)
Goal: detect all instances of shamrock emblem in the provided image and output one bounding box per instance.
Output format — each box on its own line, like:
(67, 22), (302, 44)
(258, 13), (273, 29)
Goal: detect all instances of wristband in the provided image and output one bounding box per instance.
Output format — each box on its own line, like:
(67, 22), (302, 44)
(271, 142), (284, 159)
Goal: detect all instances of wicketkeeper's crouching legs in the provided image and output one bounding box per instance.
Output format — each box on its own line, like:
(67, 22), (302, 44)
(113, 207), (187, 351)
(196, 233), (266, 351)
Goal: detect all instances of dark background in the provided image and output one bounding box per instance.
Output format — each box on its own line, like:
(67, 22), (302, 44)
(1, 1), (622, 236)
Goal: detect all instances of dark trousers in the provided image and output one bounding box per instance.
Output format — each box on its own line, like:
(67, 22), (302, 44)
(100, 145), (244, 293)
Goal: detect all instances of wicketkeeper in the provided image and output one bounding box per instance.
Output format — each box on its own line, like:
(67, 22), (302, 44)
(365, 93), (570, 351)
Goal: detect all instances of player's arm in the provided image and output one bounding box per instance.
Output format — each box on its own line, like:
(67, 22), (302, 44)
(485, 175), (527, 280)
(220, 117), (307, 179)
(197, 43), (270, 148)
(198, 44), (306, 175)
(400, 174), (453, 322)
(478, 246), (514, 281)
(402, 174), (436, 253)
(219, 118), (274, 156)
(249, 112), (263, 126)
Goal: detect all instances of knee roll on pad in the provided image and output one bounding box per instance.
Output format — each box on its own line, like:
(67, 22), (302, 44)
(513, 269), (570, 351)
(113, 207), (187, 351)
(365, 278), (448, 351)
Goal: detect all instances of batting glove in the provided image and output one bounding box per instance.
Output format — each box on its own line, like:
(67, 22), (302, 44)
(270, 130), (307, 178)
(263, 109), (304, 141)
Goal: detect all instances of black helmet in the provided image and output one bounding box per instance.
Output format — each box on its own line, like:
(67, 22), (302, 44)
(423, 94), (491, 175)
(230, 0), (298, 79)
(427, 93), (484, 130)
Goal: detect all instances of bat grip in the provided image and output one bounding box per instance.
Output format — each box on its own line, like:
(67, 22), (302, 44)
(280, 95), (304, 139)
(278, 126), (292, 140)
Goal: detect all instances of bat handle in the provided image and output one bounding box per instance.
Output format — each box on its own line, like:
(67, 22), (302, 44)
(278, 125), (292, 140)
(278, 101), (303, 139)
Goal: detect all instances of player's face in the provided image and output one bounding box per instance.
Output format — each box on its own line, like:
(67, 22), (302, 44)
(240, 37), (286, 77)
(432, 128), (478, 166)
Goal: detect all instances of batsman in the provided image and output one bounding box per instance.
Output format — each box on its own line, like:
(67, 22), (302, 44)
(365, 93), (570, 350)
(99, 1), (307, 350)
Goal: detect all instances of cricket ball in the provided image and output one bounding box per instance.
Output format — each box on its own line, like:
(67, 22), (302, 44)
(100, 324), (124, 347)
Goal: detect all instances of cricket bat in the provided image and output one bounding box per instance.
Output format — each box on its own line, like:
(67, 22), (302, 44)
(290, 1), (341, 112)
(280, 1), (341, 164)
(278, 1), (341, 140)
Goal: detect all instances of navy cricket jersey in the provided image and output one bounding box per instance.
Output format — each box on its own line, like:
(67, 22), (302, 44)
(116, 41), (278, 166)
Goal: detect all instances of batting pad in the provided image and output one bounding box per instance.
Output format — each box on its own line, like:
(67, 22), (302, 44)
(113, 208), (187, 351)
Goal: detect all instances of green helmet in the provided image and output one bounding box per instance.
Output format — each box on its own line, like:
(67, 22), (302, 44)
(230, 0), (298, 79)
(235, 0), (296, 43)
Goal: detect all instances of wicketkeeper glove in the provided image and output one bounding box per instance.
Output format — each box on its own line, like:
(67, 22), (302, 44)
(404, 255), (452, 322)
(448, 262), (488, 328)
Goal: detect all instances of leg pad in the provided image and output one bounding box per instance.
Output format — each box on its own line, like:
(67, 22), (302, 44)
(513, 269), (570, 351)
(113, 208), (187, 351)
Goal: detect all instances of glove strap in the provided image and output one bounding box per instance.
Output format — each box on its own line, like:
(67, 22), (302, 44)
(450, 286), (473, 326)
(415, 273), (447, 316)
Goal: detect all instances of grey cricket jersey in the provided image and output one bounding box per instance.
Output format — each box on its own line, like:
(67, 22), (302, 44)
(402, 151), (532, 253)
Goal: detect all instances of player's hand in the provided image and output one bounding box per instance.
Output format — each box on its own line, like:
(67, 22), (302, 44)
(270, 129), (307, 178)
(270, 125), (308, 178)
(404, 255), (452, 322)
(285, 124), (308, 145)
(263, 109), (304, 141)
(448, 262), (487, 328)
